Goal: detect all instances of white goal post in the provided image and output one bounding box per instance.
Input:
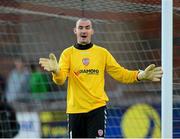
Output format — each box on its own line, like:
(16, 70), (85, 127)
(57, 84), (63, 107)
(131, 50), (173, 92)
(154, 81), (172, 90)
(161, 0), (173, 138)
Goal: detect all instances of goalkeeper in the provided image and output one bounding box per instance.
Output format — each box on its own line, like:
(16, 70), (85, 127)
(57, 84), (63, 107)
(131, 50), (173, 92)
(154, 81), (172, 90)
(39, 18), (163, 138)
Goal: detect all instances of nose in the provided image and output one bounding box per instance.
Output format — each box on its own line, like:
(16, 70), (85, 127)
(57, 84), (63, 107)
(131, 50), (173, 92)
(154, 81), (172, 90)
(81, 29), (86, 33)
(81, 30), (87, 35)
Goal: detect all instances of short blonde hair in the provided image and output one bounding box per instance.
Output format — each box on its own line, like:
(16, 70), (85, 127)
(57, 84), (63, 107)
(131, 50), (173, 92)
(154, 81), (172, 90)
(76, 18), (93, 28)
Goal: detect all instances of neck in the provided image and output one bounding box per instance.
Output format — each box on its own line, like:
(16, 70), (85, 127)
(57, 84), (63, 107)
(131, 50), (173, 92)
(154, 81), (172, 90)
(74, 42), (93, 50)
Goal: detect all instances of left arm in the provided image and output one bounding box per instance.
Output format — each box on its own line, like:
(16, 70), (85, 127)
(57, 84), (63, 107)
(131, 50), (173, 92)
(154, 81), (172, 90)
(105, 50), (163, 83)
(105, 49), (139, 84)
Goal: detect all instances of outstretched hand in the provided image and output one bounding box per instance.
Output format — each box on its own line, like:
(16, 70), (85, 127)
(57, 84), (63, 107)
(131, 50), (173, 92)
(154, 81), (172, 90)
(39, 53), (59, 73)
(138, 64), (163, 81)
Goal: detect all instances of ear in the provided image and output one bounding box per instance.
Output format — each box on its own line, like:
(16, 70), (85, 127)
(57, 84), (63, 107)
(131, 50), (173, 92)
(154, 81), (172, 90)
(74, 28), (77, 34)
(91, 29), (94, 35)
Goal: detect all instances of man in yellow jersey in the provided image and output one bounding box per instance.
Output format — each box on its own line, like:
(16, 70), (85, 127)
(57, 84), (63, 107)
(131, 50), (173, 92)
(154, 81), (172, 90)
(39, 18), (163, 138)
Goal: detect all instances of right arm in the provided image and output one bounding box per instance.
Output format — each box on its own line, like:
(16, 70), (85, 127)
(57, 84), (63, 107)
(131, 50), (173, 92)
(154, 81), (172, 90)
(52, 50), (70, 85)
(39, 49), (70, 85)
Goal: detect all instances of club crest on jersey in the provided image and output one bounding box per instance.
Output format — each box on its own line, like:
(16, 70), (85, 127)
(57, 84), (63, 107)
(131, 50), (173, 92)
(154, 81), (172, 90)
(82, 58), (90, 66)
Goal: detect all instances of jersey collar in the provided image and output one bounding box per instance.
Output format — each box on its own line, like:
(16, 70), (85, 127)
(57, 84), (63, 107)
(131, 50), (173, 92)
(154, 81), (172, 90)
(74, 43), (93, 50)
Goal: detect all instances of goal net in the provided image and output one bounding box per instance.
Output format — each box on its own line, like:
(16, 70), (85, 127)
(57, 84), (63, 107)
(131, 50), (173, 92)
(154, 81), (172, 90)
(0, 0), (179, 138)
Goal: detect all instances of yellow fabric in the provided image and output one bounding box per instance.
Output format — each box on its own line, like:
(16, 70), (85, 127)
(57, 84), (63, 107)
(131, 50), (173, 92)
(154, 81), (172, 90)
(52, 44), (138, 113)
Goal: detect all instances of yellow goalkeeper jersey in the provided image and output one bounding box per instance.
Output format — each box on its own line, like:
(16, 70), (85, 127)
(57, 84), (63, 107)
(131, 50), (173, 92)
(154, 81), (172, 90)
(52, 44), (139, 113)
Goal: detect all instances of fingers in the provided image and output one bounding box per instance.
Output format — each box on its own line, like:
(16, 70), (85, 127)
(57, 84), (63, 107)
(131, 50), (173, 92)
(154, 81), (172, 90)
(154, 67), (163, 72)
(39, 53), (57, 64)
(152, 78), (160, 82)
(154, 71), (163, 75)
(39, 58), (51, 71)
(49, 53), (57, 61)
(39, 54), (58, 72)
(145, 64), (155, 72)
(39, 58), (49, 64)
(153, 74), (162, 78)
(40, 61), (49, 68)
(153, 68), (163, 77)
(39, 58), (50, 66)
(44, 66), (51, 72)
(151, 69), (163, 81)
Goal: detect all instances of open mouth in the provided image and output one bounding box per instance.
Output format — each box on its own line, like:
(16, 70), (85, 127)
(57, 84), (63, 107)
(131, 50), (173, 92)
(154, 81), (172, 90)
(81, 35), (87, 38)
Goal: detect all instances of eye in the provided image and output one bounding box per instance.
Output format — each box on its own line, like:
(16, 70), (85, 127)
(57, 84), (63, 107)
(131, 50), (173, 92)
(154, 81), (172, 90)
(85, 26), (90, 30)
(78, 26), (83, 30)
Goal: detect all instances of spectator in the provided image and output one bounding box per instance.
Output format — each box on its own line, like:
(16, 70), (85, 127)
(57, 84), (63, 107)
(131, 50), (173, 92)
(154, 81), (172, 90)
(0, 74), (20, 138)
(0, 101), (20, 138)
(5, 57), (29, 102)
(29, 63), (50, 93)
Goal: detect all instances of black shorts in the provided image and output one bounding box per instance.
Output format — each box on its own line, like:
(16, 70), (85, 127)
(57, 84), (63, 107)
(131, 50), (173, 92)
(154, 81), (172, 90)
(68, 106), (107, 138)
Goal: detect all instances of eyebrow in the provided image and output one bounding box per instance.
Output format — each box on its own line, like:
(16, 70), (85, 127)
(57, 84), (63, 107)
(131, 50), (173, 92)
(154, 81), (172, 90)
(79, 25), (91, 27)
(78, 25), (91, 28)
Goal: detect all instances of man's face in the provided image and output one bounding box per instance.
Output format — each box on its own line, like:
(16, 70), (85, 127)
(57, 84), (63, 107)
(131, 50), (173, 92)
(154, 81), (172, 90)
(14, 59), (24, 70)
(74, 20), (94, 44)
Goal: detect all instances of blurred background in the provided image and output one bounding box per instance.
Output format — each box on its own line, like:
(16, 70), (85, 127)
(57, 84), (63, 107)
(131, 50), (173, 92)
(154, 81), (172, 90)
(0, 0), (179, 138)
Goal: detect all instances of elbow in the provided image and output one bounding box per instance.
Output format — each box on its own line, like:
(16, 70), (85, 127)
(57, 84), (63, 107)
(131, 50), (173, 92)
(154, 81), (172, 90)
(55, 79), (66, 85)
(52, 72), (67, 85)
(53, 78), (66, 85)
